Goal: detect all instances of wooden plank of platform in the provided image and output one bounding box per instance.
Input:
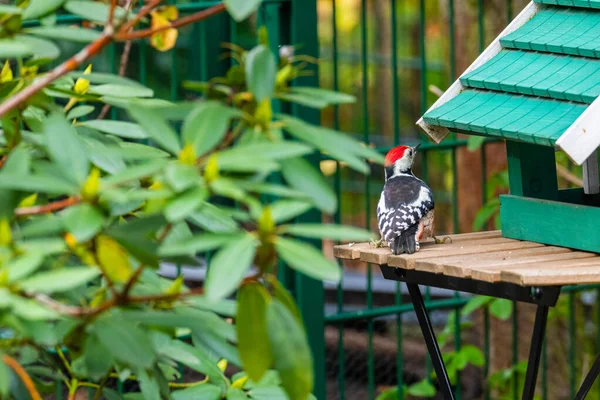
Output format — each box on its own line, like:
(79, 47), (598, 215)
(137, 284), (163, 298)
(333, 231), (600, 286)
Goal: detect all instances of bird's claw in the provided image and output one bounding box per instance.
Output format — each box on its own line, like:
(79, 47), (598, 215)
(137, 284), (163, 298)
(370, 237), (386, 248)
(433, 235), (452, 245)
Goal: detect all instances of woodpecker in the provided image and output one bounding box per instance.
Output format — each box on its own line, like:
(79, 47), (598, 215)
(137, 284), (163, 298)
(375, 144), (449, 255)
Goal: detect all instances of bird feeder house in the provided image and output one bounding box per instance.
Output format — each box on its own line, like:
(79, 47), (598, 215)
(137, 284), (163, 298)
(419, 0), (600, 253)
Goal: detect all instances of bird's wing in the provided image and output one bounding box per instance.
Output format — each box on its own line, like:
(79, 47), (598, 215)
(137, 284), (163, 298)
(377, 176), (434, 242)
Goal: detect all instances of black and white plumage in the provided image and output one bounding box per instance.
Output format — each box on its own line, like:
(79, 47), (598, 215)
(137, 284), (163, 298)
(377, 144), (435, 255)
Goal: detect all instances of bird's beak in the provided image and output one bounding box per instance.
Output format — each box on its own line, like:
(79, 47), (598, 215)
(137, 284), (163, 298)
(412, 143), (421, 152)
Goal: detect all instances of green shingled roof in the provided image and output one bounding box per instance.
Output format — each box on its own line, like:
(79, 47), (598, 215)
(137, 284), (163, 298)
(422, 1), (600, 146)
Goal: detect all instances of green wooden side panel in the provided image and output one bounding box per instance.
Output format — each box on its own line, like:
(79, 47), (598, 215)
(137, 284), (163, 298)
(422, 90), (586, 145)
(500, 195), (600, 253)
(460, 50), (600, 103)
(506, 141), (558, 200)
(500, 8), (600, 58)
(534, 0), (600, 9)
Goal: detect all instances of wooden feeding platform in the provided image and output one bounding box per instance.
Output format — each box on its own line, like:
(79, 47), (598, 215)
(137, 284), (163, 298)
(334, 231), (600, 287)
(335, 231), (600, 400)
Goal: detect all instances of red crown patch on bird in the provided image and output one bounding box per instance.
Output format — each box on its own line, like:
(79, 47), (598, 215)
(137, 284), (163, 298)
(384, 146), (411, 166)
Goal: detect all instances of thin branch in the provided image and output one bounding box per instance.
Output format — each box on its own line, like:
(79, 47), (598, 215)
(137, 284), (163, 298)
(15, 196), (80, 217)
(31, 287), (204, 318)
(108, 0), (118, 29)
(556, 163), (584, 187)
(3, 355), (42, 400)
(116, 4), (227, 41)
(0, 33), (112, 118)
(119, 0), (163, 33)
(0, 2), (225, 118)
(98, 0), (135, 120)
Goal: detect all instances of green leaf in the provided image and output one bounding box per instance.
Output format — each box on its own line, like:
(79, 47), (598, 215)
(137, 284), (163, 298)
(25, 26), (101, 43)
(82, 334), (113, 380)
(248, 387), (288, 400)
(91, 84), (153, 98)
(460, 345), (485, 367)
(64, 0), (134, 24)
(0, 5), (21, 15)
(224, 0), (261, 21)
(282, 116), (384, 170)
(245, 45), (276, 102)
(266, 275), (302, 323)
(81, 136), (127, 175)
(68, 72), (148, 89)
(0, 355), (10, 398)
(3, 146), (31, 175)
(44, 111), (89, 184)
(275, 237), (341, 282)
(102, 159), (167, 186)
(461, 295), (492, 317)
(16, 35), (60, 60)
(407, 380), (436, 397)
(20, 267), (100, 294)
(227, 388), (249, 400)
(376, 387), (402, 400)
(467, 135), (486, 151)
(172, 384), (221, 400)
(166, 339), (228, 390)
(118, 142), (170, 160)
(278, 87), (355, 109)
(81, 120), (148, 140)
(237, 283), (273, 382)
(62, 203), (105, 242)
(93, 313), (156, 369)
(165, 187), (208, 222)
(489, 298), (513, 320)
(22, 0), (65, 20)
(218, 142), (312, 163)
(473, 199), (500, 232)
(159, 234), (238, 257)
(269, 200), (312, 224)
(266, 300), (313, 400)
(188, 203), (240, 233)
(281, 157), (337, 214)
(128, 105), (181, 155)
(282, 224), (373, 241)
(205, 235), (259, 301)
(0, 40), (33, 59)
(0, 173), (77, 194)
(164, 163), (203, 192)
(182, 101), (241, 156)
(138, 370), (160, 400)
(67, 105), (95, 120)
(6, 252), (45, 282)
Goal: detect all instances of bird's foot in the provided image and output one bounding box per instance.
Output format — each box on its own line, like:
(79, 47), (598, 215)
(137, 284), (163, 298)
(433, 235), (452, 245)
(370, 237), (386, 248)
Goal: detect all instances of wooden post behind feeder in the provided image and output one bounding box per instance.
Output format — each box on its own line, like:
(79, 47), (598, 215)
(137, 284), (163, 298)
(418, 1), (600, 253)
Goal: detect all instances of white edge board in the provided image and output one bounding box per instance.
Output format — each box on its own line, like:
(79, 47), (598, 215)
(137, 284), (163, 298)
(555, 96), (600, 166)
(416, 1), (542, 143)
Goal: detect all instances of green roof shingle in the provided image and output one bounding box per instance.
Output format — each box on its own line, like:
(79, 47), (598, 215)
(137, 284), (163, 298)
(422, 3), (600, 146)
(461, 50), (600, 103)
(423, 91), (586, 145)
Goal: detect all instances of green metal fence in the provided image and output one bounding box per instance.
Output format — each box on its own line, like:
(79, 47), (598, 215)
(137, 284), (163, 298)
(48, 1), (600, 399)
(314, 1), (600, 400)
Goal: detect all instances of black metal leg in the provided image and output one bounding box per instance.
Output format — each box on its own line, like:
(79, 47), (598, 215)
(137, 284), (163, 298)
(522, 306), (549, 400)
(406, 283), (456, 400)
(574, 355), (600, 400)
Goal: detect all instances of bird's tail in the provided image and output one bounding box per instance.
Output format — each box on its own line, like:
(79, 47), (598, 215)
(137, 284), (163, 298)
(392, 225), (419, 255)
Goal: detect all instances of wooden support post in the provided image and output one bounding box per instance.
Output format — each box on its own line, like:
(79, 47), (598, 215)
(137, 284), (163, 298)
(506, 141), (558, 200)
(583, 150), (599, 195)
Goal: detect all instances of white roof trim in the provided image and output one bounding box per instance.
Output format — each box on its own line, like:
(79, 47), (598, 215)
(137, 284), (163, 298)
(555, 97), (600, 165)
(417, 2), (542, 143)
